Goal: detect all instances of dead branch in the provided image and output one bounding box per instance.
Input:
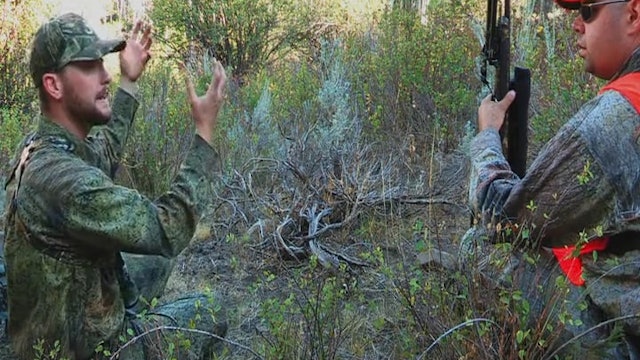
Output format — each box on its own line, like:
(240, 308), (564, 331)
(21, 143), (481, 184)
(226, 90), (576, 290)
(274, 217), (306, 260)
(302, 204), (340, 269)
(205, 92), (467, 271)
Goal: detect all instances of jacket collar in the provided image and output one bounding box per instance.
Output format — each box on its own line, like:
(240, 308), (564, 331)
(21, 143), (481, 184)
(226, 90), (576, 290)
(35, 115), (91, 160)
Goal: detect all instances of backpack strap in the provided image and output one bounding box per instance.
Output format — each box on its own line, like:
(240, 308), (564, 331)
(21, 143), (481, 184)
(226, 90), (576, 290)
(6, 134), (41, 218)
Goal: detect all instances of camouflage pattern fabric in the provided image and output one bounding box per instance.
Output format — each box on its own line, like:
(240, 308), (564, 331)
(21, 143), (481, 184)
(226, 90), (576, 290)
(29, 13), (125, 88)
(462, 48), (640, 357)
(2, 88), (225, 360)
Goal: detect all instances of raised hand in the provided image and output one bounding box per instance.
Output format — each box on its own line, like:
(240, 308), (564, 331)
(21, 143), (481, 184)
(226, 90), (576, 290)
(120, 20), (152, 83)
(182, 60), (227, 145)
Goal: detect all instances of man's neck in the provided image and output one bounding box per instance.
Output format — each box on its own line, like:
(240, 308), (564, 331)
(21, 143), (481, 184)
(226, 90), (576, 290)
(42, 106), (89, 140)
(609, 46), (640, 82)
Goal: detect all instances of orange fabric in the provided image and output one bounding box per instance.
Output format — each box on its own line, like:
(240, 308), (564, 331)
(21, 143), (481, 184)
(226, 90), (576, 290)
(599, 72), (640, 115)
(551, 237), (609, 286)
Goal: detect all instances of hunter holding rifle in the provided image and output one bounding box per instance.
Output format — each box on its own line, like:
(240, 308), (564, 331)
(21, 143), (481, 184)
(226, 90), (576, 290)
(461, 0), (640, 356)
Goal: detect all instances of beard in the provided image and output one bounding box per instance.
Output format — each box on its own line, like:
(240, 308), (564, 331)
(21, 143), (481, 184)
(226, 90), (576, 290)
(62, 78), (112, 128)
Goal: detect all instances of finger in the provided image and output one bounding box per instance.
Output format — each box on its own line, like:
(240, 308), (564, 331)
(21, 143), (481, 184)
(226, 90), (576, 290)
(207, 60), (220, 93)
(210, 61), (227, 96)
(217, 64), (227, 95)
(130, 20), (143, 42)
(142, 34), (153, 52)
(499, 90), (516, 110)
(140, 25), (152, 48)
(144, 49), (152, 64)
(180, 62), (197, 103)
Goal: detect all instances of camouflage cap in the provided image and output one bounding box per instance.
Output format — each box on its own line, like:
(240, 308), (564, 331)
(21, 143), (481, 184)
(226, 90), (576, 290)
(29, 13), (126, 88)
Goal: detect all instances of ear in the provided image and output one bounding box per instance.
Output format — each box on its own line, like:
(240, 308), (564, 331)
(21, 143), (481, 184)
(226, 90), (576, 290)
(628, 0), (640, 30)
(41, 73), (64, 101)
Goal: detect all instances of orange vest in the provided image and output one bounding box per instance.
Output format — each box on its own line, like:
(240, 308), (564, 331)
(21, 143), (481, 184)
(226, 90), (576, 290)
(551, 238), (609, 286)
(598, 72), (640, 111)
(552, 72), (640, 286)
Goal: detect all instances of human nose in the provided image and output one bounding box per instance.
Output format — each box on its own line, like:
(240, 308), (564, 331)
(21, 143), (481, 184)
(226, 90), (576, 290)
(572, 13), (585, 34)
(100, 63), (112, 84)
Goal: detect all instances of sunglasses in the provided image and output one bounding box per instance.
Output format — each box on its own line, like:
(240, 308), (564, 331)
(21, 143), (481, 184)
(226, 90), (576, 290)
(580, 0), (629, 23)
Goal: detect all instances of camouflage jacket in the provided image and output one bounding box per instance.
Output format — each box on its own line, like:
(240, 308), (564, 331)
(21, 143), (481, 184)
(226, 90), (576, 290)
(468, 48), (640, 250)
(2, 88), (220, 359)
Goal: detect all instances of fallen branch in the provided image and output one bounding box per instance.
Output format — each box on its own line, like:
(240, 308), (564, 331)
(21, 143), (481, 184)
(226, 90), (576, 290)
(274, 216), (306, 260)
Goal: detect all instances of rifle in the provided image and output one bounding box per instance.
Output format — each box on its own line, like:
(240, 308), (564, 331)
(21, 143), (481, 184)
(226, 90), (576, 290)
(481, 0), (531, 178)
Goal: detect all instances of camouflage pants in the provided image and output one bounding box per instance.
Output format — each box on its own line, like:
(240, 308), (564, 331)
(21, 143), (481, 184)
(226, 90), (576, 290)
(104, 254), (228, 360)
(455, 227), (640, 360)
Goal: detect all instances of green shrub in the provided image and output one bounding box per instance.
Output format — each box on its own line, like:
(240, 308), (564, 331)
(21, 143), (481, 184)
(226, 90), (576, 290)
(257, 261), (362, 359)
(0, 0), (42, 173)
(0, 0), (40, 111)
(116, 63), (193, 197)
(149, 0), (316, 79)
(345, 3), (480, 153)
(0, 106), (35, 175)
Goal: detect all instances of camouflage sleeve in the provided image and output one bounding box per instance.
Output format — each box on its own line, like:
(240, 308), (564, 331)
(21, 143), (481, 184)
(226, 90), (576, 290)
(87, 87), (138, 178)
(467, 127), (518, 218)
(469, 95), (618, 247)
(27, 135), (220, 257)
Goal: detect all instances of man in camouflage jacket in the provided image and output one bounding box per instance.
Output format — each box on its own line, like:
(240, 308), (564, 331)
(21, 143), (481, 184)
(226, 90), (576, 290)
(464, 0), (640, 357)
(3, 13), (227, 359)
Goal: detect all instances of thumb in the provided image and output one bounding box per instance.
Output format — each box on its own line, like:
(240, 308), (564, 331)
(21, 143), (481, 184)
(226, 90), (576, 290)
(499, 90), (516, 110)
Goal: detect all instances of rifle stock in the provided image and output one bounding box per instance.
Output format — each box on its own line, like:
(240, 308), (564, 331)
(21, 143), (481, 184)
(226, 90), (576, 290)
(482, 0), (531, 178)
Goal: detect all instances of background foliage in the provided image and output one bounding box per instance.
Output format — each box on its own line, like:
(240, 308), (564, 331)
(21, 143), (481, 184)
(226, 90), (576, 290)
(0, 0), (43, 174)
(0, 0), (606, 358)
